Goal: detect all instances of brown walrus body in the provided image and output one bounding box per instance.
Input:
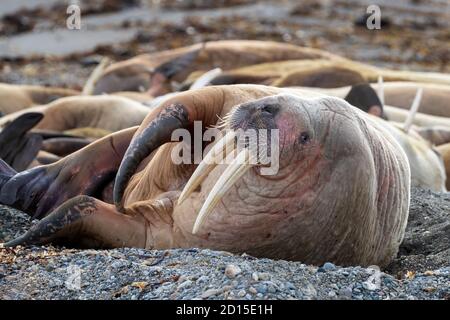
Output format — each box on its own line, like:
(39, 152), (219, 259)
(0, 95), (151, 170)
(186, 59), (450, 91)
(0, 83), (79, 115)
(304, 82), (450, 118)
(92, 40), (340, 95)
(0, 85), (410, 267)
(0, 95), (150, 133)
(376, 82), (450, 118)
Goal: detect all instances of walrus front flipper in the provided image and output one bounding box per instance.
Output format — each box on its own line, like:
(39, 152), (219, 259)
(147, 46), (203, 96)
(0, 159), (16, 187)
(0, 127), (137, 219)
(4, 195), (146, 249)
(0, 112), (44, 171)
(41, 137), (93, 157)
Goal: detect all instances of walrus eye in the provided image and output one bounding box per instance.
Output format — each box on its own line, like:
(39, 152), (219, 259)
(299, 132), (310, 145)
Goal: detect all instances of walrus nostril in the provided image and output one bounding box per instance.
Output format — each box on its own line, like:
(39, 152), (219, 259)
(260, 104), (279, 116)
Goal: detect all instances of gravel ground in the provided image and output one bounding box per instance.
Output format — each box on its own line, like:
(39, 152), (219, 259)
(0, 188), (449, 300)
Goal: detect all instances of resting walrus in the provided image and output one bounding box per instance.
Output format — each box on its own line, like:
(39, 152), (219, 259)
(305, 82), (450, 118)
(0, 95), (150, 133)
(0, 83), (79, 115)
(0, 95), (152, 170)
(92, 40), (340, 95)
(0, 85), (410, 267)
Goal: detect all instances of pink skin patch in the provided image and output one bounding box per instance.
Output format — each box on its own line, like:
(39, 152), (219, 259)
(274, 113), (301, 148)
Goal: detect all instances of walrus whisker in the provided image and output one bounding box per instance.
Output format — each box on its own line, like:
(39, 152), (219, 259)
(178, 131), (236, 204)
(193, 148), (254, 234)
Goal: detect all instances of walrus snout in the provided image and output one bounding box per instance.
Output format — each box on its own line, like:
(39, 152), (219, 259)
(229, 101), (279, 131)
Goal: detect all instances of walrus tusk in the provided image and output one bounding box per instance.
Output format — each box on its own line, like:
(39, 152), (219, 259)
(377, 75), (384, 106)
(190, 68), (223, 90)
(192, 148), (254, 234)
(403, 88), (423, 134)
(82, 57), (111, 95)
(178, 130), (236, 205)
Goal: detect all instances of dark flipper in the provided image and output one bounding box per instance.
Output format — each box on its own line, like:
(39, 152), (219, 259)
(0, 159), (16, 187)
(0, 127), (137, 219)
(147, 45), (204, 96)
(4, 195), (146, 249)
(42, 137), (93, 157)
(0, 112), (44, 171)
(154, 44), (203, 80)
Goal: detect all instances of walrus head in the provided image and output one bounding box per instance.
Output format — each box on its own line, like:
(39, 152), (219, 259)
(114, 91), (409, 266)
(344, 83), (387, 120)
(93, 48), (201, 95)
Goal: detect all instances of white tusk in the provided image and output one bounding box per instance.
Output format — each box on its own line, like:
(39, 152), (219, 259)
(190, 68), (222, 90)
(377, 75), (384, 106)
(178, 131), (236, 205)
(192, 148), (254, 234)
(403, 88), (423, 134)
(82, 57), (111, 95)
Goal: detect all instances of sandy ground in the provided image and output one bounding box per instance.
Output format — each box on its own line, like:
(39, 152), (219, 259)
(0, 0), (449, 300)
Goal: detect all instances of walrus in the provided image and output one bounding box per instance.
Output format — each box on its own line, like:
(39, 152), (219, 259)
(304, 81), (450, 118)
(0, 95), (151, 170)
(416, 126), (450, 146)
(92, 40), (341, 95)
(0, 95), (150, 133)
(374, 82), (450, 118)
(184, 58), (450, 90)
(436, 143), (450, 190)
(342, 83), (447, 191)
(0, 85), (410, 267)
(0, 83), (80, 115)
(0, 112), (102, 170)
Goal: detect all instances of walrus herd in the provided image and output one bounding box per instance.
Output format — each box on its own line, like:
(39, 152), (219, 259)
(1, 40), (449, 267)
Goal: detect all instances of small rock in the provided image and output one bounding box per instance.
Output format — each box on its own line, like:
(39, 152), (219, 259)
(237, 290), (246, 297)
(322, 262), (337, 272)
(224, 264), (242, 279)
(223, 285), (233, 292)
(201, 288), (221, 299)
(196, 275), (209, 284)
(258, 272), (270, 281)
(256, 284), (267, 294)
(248, 287), (257, 294)
(339, 287), (353, 298)
(178, 280), (192, 290)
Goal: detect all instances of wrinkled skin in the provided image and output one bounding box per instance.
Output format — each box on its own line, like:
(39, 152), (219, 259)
(0, 85), (410, 267)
